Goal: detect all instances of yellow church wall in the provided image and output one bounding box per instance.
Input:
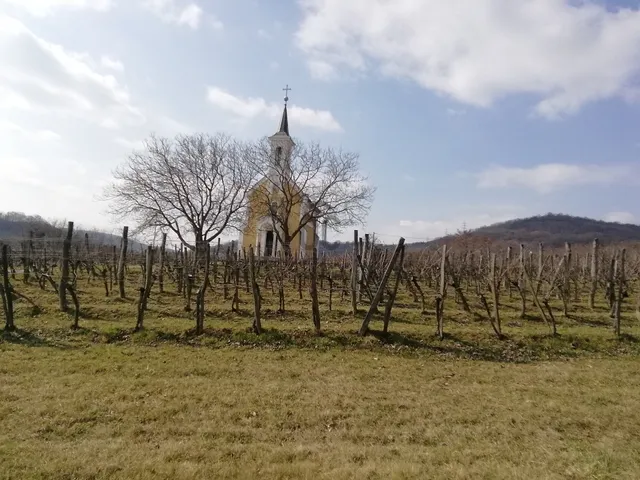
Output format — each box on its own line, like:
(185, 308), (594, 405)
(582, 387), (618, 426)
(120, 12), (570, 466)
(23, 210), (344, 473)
(241, 180), (316, 256)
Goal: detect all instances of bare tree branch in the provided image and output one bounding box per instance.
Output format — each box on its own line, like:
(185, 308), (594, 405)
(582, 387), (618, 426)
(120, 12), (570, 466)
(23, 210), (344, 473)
(102, 133), (257, 251)
(248, 137), (375, 256)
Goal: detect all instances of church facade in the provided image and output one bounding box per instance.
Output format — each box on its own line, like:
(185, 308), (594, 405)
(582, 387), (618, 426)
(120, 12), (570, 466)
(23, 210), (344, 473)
(238, 99), (318, 257)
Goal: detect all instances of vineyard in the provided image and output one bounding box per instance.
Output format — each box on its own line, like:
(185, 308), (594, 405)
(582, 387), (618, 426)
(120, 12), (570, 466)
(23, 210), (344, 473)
(3, 222), (640, 479)
(2, 221), (639, 355)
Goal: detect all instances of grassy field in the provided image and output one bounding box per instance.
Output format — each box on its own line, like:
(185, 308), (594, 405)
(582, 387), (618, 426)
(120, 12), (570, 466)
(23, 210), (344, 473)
(2, 275), (640, 478)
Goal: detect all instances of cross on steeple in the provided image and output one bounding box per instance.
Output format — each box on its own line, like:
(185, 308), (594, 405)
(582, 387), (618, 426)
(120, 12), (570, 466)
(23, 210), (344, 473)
(283, 84), (291, 104)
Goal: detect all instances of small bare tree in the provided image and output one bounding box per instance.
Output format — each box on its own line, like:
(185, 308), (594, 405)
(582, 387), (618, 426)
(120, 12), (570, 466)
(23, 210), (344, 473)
(103, 133), (256, 263)
(249, 139), (375, 257)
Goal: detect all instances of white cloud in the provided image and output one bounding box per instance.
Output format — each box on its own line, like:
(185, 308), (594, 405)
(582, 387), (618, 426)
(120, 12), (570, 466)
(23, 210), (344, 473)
(114, 137), (146, 150)
(257, 29), (272, 39)
(296, 0), (640, 118)
(476, 163), (637, 194)
(0, 157), (44, 187)
(101, 55), (124, 72)
(0, 0), (112, 16)
(206, 86), (343, 132)
(307, 59), (337, 81)
(154, 115), (193, 135)
(143, 0), (210, 29)
(0, 119), (60, 141)
(604, 212), (636, 224)
(59, 158), (88, 176)
(0, 14), (145, 128)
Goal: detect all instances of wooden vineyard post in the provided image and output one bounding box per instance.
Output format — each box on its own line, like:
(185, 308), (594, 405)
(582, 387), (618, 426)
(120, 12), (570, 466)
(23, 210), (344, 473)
(589, 238), (598, 310)
(518, 244), (526, 319)
(351, 229), (358, 314)
(563, 242), (572, 316)
(436, 244), (447, 339)
(359, 234), (370, 302)
(231, 252), (240, 312)
(537, 243), (544, 289)
(249, 246), (262, 334)
(489, 253), (501, 337)
(159, 232), (167, 293)
(382, 244), (405, 333)
(505, 246), (512, 298)
(1, 244), (15, 331)
(110, 245), (116, 292)
(59, 221), (74, 312)
(195, 242), (210, 335)
(118, 226), (128, 299)
(136, 245), (153, 331)
(358, 237), (405, 336)
(614, 249), (625, 337)
(310, 247), (321, 333)
(142, 245), (153, 310)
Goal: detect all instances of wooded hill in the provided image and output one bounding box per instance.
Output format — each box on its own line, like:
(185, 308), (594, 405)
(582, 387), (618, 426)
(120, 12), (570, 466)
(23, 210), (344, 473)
(323, 214), (640, 254)
(2, 212), (639, 251)
(0, 212), (140, 248)
(433, 213), (640, 248)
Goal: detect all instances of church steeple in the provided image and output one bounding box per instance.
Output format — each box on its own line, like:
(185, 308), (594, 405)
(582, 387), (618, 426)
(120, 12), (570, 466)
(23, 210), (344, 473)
(278, 84), (291, 136)
(278, 104), (289, 136)
(268, 85), (295, 187)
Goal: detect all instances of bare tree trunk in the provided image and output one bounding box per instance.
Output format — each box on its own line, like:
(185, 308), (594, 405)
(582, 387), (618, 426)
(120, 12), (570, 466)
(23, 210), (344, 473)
(522, 266), (555, 336)
(589, 238), (598, 309)
(195, 242), (210, 334)
(142, 245), (153, 311)
(359, 237), (405, 336)
(231, 252), (240, 312)
(59, 221), (74, 312)
(411, 274), (427, 313)
(489, 253), (502, 337)
(505, 246), (512, 298)
(310, 247), (321, 333)
(436, 244), (447, 339)
(563, 242), (572, 316)
(158, 232), (167, 293)
(136, 246), (153, 331)
(359, 234), (369, 302)
(2, 245), (15, 331)
(185, 275), (194, 312)
(67, 284), (80, 330)
(248, 246), (262, 334)
(102, 268), (109, 297)
(118, 226), (128, 299)
(351, 230), (359, 314)
(606, 254), (616, 313)
(383, 245), (405, 333)
(518, 244), (526, 318)
(110, 245), (116, 292)
(614, 249), (625, 337)
(538, 243), (544, 284)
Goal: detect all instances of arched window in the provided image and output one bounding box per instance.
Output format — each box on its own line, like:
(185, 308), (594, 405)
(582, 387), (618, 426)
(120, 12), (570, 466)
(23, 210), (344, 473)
(275, 146), (282, 165)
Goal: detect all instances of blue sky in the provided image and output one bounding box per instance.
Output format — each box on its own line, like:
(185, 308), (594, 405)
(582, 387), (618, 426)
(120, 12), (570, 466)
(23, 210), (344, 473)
(1, 0), (640, 243)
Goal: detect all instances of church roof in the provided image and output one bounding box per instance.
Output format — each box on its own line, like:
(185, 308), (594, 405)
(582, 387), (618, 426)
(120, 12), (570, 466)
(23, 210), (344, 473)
(278, 104), (289, 136)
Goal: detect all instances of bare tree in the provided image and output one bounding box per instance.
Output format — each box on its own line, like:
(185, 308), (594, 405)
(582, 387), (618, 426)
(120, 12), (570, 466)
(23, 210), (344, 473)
(249, 138), (375, 257)
(103, 133), (256, 259)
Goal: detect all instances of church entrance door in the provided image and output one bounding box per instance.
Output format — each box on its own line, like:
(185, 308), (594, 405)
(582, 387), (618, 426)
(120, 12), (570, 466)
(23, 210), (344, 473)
(265, 231), (274, 256)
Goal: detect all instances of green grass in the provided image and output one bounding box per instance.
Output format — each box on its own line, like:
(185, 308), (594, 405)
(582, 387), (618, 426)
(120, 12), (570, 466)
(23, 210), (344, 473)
(2, 274), (640, 478)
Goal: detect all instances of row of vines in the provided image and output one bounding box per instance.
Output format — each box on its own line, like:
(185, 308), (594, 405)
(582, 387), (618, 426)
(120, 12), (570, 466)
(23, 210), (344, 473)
(1, 222), (639, 339)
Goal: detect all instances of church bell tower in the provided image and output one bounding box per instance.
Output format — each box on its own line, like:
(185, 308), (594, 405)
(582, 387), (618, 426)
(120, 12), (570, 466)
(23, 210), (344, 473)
(267, 85), (295, 184)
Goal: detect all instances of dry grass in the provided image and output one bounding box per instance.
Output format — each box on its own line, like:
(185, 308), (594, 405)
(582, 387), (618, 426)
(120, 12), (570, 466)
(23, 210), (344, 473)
(2, 273), (640, 478)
